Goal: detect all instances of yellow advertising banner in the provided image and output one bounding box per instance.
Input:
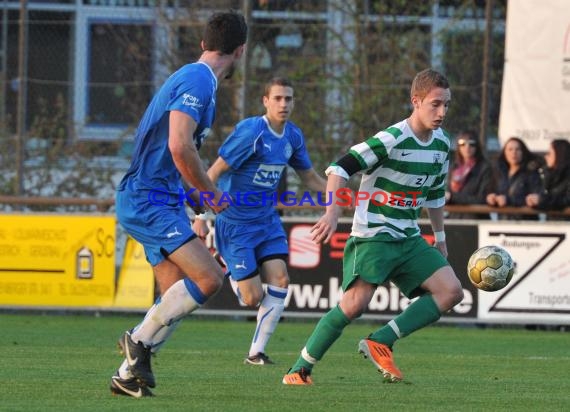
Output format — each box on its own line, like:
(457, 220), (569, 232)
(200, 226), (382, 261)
(0, 214), (116, 307)
(113, 236), (155, 309)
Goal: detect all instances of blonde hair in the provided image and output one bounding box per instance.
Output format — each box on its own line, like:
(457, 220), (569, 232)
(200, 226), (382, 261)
(410, 68), (449, 101)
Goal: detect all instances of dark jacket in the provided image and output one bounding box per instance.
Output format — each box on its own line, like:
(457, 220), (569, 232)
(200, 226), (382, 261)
(489, 163), (542, 220)
(536, 166), (570, 210)
(491, 164), (542, 207)
(448, 160), (493, 204)
(447, 160), (493, 219)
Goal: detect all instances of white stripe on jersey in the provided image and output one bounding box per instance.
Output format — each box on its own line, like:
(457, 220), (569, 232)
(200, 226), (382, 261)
(349, 119), (450, 239)
(352, 141), (379, 166)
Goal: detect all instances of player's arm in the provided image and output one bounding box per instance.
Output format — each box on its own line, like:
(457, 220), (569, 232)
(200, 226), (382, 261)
(191, 156), (232, 238)
(311, 151), (364, 244)
(169, 110), (226, 214)
(192, 156), (232, 237)
(295, 168), (326, 193)
(427, 207), (447, 258)
(426, 149), (449, 255)
(207, 157), (232, 185)
(311, 173), (347, 244)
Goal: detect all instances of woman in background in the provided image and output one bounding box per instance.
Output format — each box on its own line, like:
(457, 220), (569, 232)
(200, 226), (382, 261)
(446, 131), (492, 219)
(526, 139), (570, 211)
(486, 137), (542, 218)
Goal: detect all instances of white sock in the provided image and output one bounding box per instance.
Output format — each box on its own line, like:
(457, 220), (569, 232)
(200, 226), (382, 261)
(150, 319), (182, 354)
(118, 359), (132, 379)
(131, 279), (202, 346)
(117, 301), (160, 379)
(248, 285), (287, 357)
(228, 276), (247, 306)
(131, 301), (159, 334)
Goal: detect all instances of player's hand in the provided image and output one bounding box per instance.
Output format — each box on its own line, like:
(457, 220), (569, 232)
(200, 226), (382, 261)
(434, 240), (448, 258)
(208, 189), (230, 214)
(192, 219), (210, 239)
(310, 213), (338, 244)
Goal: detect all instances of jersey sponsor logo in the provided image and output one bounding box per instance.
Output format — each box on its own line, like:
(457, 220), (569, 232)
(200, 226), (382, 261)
(253, 164), (285, 188)
(284, 142), (293, 159)
(181, 93), (203, 109)
(401, 151), (412, 157)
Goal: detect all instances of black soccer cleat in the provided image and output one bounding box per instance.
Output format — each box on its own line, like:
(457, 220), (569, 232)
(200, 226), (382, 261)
(120, 331), (156, 388)
(110, 371), (154, 398)
(244, 352), (275, 365)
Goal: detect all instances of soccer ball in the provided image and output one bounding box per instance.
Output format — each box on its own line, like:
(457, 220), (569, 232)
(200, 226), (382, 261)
(467, 245), (515, 292)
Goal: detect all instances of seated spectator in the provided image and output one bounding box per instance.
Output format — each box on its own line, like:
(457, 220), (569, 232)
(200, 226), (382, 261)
(486, 137), (542, 218)
(526, 139), (570, 211)
(446, 131), (492, 218)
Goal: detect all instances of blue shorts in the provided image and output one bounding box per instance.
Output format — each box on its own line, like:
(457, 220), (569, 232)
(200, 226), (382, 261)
(215, 214), (288, 281)
(116, 188), (196, 266)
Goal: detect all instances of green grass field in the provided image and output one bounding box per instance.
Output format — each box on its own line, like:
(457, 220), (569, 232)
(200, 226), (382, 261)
(1, 313), (569, 411)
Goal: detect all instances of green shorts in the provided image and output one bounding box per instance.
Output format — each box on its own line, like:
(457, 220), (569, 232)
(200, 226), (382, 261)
(342, 235), (449, 298)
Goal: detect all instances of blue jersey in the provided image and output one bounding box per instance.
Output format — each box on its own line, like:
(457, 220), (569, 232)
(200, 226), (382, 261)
(217, 116), (312, 223)
(118, 62), (217, 196)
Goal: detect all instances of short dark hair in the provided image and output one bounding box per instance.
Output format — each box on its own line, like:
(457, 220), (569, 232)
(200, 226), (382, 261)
(203, 11), (248, 55)
(264, 77), (293, 97)
(411, 68), (450, 100)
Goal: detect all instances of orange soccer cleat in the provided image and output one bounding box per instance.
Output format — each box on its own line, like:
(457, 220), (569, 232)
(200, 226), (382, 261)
(358, 338), (403, 382)
(282, 367), (313, 385)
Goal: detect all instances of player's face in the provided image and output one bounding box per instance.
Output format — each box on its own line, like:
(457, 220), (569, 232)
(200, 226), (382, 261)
(413, 87), (451, 131)
(263, 85), (294, 124)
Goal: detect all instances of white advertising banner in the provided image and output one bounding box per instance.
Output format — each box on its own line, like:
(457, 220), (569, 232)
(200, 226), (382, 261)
(477, 222), (570, 324)
(498, 0), (570, 152)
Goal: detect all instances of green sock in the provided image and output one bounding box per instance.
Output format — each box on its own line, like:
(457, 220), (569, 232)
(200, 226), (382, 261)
(369, 294), (441, 348)
(291, 305), (350, 372)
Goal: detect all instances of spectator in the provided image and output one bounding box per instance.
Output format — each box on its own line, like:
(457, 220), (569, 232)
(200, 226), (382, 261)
(486, 137), (542, 218)
(526, 139), (570, 211)
(446, 130), (492, 218)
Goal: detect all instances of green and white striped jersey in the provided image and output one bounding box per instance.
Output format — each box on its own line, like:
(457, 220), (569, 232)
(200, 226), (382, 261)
(330, 119), (450, 240)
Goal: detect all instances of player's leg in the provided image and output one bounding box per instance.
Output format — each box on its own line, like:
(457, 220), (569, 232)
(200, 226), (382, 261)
(121, 238), (225, 388)
(217, 233), (281, 364)
(214, 217), (255, 306)
(284, 236), (390, 384)
(244, 221), (290, 364)
(243, 258), (289, 365)
(283, 279), (375, 384)
(363, 238), (463, 381)
(132, 238), (224, 345)
(215, 216), (288, 364)
(116, 267), (184, 383)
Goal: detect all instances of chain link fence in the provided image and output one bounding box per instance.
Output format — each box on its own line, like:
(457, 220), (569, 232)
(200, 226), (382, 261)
(0, 0), (506, 209)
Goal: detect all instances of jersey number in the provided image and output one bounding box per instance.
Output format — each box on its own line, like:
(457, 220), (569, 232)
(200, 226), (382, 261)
(415, 174), (429, 186)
